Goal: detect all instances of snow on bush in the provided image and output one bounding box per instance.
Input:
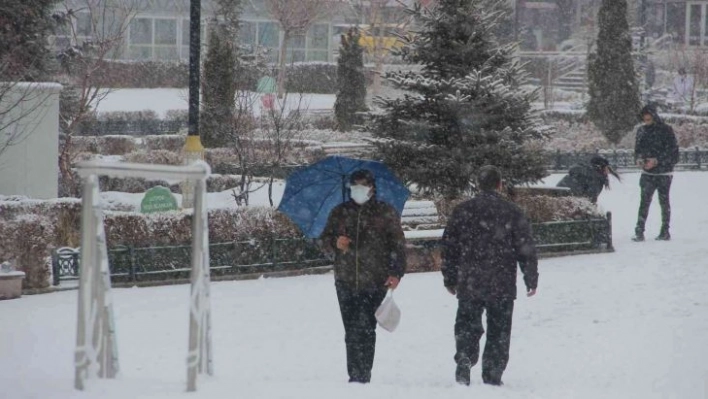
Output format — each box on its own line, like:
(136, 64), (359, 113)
(143, 134), (185, 152)
(514, 195), (603, 223)
(0, 196), (303, 289)
(124, 149), (183, 165)
(542, 118), (708, 151)
(71, 135), (138, 155)
(435, 193), (603, 225)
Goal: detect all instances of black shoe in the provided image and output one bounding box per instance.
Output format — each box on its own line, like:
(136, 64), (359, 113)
(632, 233), (645, 242)
(482, 371), (503, 386)
(455, 363), (471, 386)
(656, 231), (671, 241)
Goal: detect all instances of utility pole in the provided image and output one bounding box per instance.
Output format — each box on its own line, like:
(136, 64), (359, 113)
(182, 0), (205, 209)
(639, 0), (647, 49)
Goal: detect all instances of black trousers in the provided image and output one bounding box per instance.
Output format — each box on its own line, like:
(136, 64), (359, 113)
(455, 299), (514, 384)
(335, 281), (387, 383)
(636, 174), (673, 234)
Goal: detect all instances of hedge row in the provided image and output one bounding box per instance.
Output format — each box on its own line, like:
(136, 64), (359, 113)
(73, 110), (189, 136)
(82, 60), (346, 94)
(540, 109), (708, 126)
(0, 200), (301, 289)
(435, 192), (602, 225)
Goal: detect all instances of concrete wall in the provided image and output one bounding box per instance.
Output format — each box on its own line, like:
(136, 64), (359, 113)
(0, 82), (62, 199)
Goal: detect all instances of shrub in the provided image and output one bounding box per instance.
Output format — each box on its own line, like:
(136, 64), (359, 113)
(513, 195), (602, 223)
(74, 59), (359, 93)
(99, 135), (138, 155)
(143, 135), (185, 152)
(435, 194), (602, 225)
(285, 62), (338, 94)
(124, 150), (183, 165)
(0, 197), (304, 289)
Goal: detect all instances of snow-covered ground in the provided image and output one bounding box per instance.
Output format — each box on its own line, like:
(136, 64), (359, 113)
(2, 171), (708, 399)
(96, 89), (336, 117)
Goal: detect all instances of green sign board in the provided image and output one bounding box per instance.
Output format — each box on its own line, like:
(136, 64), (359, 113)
(140, 186), (178, 213)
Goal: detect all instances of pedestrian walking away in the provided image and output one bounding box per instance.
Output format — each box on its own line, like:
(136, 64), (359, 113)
(320, 169), (407, 384)
(556, 155), (621, 204)
(633, 105), (679, 242)
(441, 166), (539, 387)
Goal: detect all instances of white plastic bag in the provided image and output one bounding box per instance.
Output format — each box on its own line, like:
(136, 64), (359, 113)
(375, 290), (401, 332)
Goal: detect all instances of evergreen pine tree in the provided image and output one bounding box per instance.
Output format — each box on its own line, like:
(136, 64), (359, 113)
(334, 28), (367, 131)
(201, 23), (238, 148)
(366, 0), (548, 198)
(0, 0), (59, 81)
(587, 0), (641, 145)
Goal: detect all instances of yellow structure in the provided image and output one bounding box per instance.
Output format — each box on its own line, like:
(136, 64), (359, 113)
(181, 135), (205, 208)
(357, 24), (407, 56)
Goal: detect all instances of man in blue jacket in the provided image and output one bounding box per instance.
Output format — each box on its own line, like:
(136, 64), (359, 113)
(633, 105), (679, 241)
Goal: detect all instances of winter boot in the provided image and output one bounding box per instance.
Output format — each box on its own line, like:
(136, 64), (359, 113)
(656, 229), (671, 241)
(482, 370), (504, 386)
(632, 233), (645, 242)
(455, 361), (471, 386)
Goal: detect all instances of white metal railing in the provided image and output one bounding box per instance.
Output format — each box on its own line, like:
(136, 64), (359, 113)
(75, 160), (211, 181)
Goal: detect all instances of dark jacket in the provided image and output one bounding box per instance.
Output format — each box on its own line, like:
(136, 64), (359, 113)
(321, 199), (406, 290)
(556, 162), (607, 204)
(441, 191), (538, 301)
(635, 107), (679, 174)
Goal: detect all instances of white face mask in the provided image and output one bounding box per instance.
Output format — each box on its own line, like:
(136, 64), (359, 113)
(350, 185), (372, 205)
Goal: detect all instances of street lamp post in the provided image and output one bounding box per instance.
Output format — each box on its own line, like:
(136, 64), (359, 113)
(182, 0), (205, 209)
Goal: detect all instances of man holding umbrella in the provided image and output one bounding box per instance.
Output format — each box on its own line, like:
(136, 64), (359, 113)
(320, 169), (407, 384)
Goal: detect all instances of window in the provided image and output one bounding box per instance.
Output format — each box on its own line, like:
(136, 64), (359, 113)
(76, 13), (93, 37)
(128, 17), (184, 60)
(308, 24), (329, 49)
(688, 4), (702, 45)
(307, 24), (329, 61)
(241, 21), (257, 49)
(128, 46), (152, 60)
(181, 19), (190, 60)
(685, 2), (708, 46)
(130, 18), (152, 45)
(155, 19), (176, 45)
(259, 22), (280, 48)
(155, 19), (178, 60)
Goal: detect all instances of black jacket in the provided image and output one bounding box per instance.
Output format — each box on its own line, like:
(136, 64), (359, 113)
(556, 162), (607, 204)
(635, 107), (679, 174)
(321, 199), (406, 290)
(441, 191), (539, 301)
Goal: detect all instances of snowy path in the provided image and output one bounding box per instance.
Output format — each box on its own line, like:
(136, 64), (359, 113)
(1, 172), (708, 399)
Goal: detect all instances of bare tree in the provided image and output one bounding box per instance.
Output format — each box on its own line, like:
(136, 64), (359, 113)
(263, 0), (338, 98)
(345, 0), (411, 96)
(666, 46), (708, 112)
(55, 0), (140, 195)
(228, 90), (268, 206)
(260, 92), (306, 206)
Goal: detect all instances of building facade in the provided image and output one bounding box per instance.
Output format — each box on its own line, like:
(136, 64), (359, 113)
(55, 0), (403, 63)
(643, 0), (708, 46)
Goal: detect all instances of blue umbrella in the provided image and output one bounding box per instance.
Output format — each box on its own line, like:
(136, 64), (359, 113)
(277, 156), (410, 238)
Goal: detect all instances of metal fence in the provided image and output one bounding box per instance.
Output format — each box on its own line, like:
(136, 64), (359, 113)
(52, 237), (329, 286)
(547, 148), (708, 171)
(409, 213), (613, 256)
